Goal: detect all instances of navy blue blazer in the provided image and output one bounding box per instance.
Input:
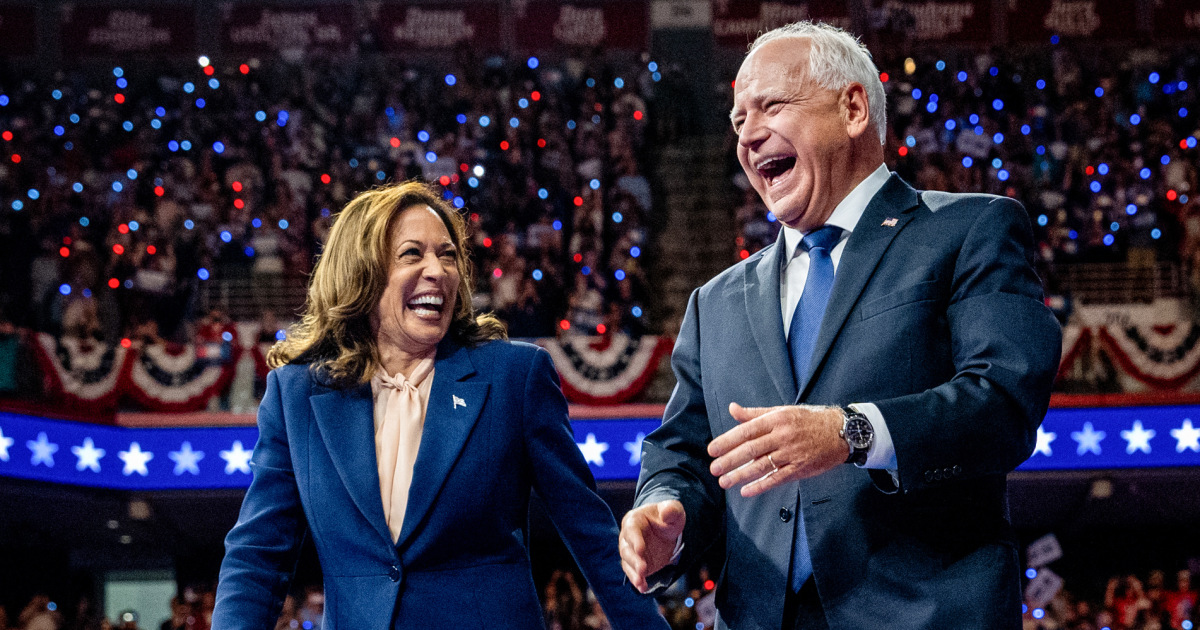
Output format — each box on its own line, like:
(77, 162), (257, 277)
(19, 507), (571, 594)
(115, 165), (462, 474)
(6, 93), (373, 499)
(213, 339), (667, 630)
(635, 174), (1062, 630)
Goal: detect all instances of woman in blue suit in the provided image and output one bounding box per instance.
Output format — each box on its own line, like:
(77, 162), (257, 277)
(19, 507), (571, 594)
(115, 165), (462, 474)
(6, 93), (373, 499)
(212, 182), (668, 630)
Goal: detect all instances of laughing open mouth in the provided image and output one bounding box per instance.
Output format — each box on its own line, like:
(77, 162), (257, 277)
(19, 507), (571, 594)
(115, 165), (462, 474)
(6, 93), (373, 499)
(756, 155), (797, 184)
(407, 293), (445, 317)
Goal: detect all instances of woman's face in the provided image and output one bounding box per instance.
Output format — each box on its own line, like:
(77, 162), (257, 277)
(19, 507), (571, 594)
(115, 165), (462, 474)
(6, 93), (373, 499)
(374, 204), (460, 358)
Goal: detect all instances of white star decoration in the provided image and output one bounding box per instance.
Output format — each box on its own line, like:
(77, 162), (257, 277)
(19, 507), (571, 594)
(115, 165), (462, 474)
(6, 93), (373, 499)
(0, 426), (13, 462)
(220, 441), (252, 474)
(119, 442), (154, 476)
(169, 442), (205, 475)
(1033, 425), (1056, 457)
(1170, 419), (1200, 453)
(27, 432), (58, 467)
(1121, 420), (1156, 454)
(71, 438), (106, 472)
(624, 432), (645, 466)
(577, 433), (609, 466)
(1071, 422), (1106, 455)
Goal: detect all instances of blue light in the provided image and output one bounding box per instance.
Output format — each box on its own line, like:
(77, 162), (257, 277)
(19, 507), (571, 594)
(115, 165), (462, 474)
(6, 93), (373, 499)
(518, 98), (529, 109)
(244, 246), (255, 257)
(527, 57), (539, 69)
(445, 74), (456, 86)
(349, 158), (358, 167)
(1140, 168), (1152, 180)
(969, 114), (979, 125)
(652, 72), (661, 82)
(630, 246), (641, 258)
(417, 130), (430, 142)
(615, 270), (626, 281)
(252, 218), (262, 228)
(453, 197), (465, 208)
(993, 133), (1004, 144)
(1049, 34), (1059, 44)
(1162, 155), (1171, 165)
(73, 183), (83, 193)
(957, 71), (967, 82)
(277, 111), (289, 126)
(479, 115), (490, 127)
(1036, 79), (1046, 90)
(1103, 234), (1115, 246)
(998, 169), (1010, 181)
(532, 269), (543, 281)
(992, 158), (1003, 169)
(632, 306), (643, 317)
(1025, 568), (1037, 579)
(425, 151), (437, 163)
(456, 114), (467, 124)
(912, 88), (922, 100)
(767, 212), (776, 223)
(590, 179), (600, 190)
(198, 267), (210, 280)
(220, 231), (232, 243)
(52, 89), (62, 100)
(64, 142), (73, 150)
(209, 78), (220, 89)
(150, 119), (161, 129)
(168, 140), (179, 152)
(929, 94), (938, 103)
(113, 67), (123, 77)
(926, 102), (938, 113)
(70, 113), (80, 123)
(1090, 181), (1101, 193)
(1149, 72), (1160, 84)
(649, 62), (658, 72)
(1180, 108), (1189, 118)
(377, 171), (386, 181)
(116, 77), (128, 89)
(124, 279), (132, 288)
(127, 220), (139, 232)
(184, 220), (195, 229)
(509, 117), (519, 128)
(275, 329), (287, 341)
(255, 110), (266, 122)
(567, 120), (576, 130)
(1110, 222), (1120, 231)
(112, 182), (123, 192)
(1098, 163), (1109, 175)
(612, 212), (623, 223)
(1069, 230), (1078, 239)
(1130, 113), (1141, 125)
(1190, 137), (1198, 148)
(1126, 204), (1137, 215)
(581, 266), (591, 276)
(59, 284), (71, 296)
(468, 177), (479, 187)
(1037, 215), (1048, 226)
(538, 188), (548, 199)
(122, 121), (133, 131)
(905, 136), (916, 147)
(181, 140), (192, 150)
(684, 598), (694, 608)
(962, 156), (973, 168)
(183, 82), (194, 94)
(278, 219), (289, 230)
(992, 99), (1004, 110)
(936, 60), (946, 71)
(1094, 87), (1104, 97)
(552, 220), (562, 231)
(1179, 81), (1189, 91)
(1183, 621), (1193, 630)
(10, 201), (22, 211)
(974, 126), (984, 136)
(27, 189), (39, 200)
(213, 141), (225, 154)
(195, 98), (206, 108)
(1021, 125), (1031, 135)
(156, 106), (166, 117)
(1152, 229), (1162, 239)
(945, 120), (956, 131)
(79, 217), (89, 227)
(1033, 608), (1045, 620)
(586, 78), (595, 88)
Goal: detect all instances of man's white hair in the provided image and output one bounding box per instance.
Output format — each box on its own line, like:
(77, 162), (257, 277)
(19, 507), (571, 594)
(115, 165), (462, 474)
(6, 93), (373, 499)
(748, 22), (887, 145)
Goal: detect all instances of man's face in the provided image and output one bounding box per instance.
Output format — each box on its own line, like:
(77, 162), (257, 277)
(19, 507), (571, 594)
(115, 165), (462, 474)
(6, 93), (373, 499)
(731, 38), (852, 233)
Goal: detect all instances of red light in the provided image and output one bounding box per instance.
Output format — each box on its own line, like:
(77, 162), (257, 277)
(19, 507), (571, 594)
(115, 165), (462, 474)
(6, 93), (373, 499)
(232, 181), (243, 192)
(1167, 190), (1178, 201)
(451, 174), (459, 183)
(114, 94), (125, 104)
(118, 223), (129, 234)
(573, 196), (583, 206)
(239, 64), (250, 74)
(108, 278), (120, 289)
(531, 91), (541, 101)
(59, 247), (70, 258)
(559, 320), (571, 331)
(500, 141), (510, 150)
(120, 338), (132, 348)
(573, 253), (583, 263)
(483, 237), (493, 248)
(537, 138), (546, 148)
(146, 245), (157, 255)
(593, 103), (603, 112)
(470, 213), (480, 222)
(459, 163), (469, 172)
(898, 146), (908, 156)
(320, 173), (331, 184)
(880, 72), (889, 83)
(154, 186), (165, 197)
(439, 175), (450, 186)
(10, 154), (19, 163)
(203, 65), (215, 76)
(739, 249), (750, 259)
(596, 324), (607, 334)
(1085, 165), (1094, 175)
(390, 137), (400, 148)
(113, 244), (125, 255)
(704, 580), (715, 590)
(64, 237), (71, 245)
(1, 131), (10, 141)
(731, 80), (736, 89)
(1183, 139), (1191, 150)
(493, 268), (502, 278)
(633, 111), (643, 120)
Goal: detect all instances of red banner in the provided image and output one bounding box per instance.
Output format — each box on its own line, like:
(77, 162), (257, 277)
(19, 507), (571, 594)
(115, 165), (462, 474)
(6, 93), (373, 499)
(515, 2), (649, 50)
(220, 4), (354, 55)
(1153, 0), (1200, 40)
(1007, 0), (1137, 42)
(59, 4), (194, 58)
(0, 5), (36, 56)
(712, 0), (851, 48)
(373, 3), (501, 51)
(877, 0), (991, 43)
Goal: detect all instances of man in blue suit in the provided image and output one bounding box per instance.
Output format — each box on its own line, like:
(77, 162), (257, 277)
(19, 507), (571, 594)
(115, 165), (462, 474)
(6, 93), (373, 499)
(619, 21), (1061, 630)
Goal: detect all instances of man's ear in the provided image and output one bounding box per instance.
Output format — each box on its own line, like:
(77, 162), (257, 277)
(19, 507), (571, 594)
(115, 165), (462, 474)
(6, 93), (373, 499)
(841, 83), (871, 140)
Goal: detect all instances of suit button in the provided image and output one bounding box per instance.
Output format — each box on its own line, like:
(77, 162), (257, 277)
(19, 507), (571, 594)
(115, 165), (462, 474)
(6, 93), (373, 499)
(924, 470), (933, 482)
(934, 469), (944, 481)
(952, 465), (962, 476)
(389, 565), (400, 582)
(779, 508), (792, 523)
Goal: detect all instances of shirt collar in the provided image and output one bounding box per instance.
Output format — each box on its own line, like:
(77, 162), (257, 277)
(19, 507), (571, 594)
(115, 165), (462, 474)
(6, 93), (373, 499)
(782, 163), (891, 260)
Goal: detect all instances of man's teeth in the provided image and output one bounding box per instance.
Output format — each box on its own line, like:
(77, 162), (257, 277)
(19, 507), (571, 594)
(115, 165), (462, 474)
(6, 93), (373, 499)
(756, 156), (790, 170)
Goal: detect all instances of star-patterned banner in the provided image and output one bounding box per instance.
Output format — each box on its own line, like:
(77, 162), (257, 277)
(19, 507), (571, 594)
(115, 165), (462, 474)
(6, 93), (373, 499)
(2, 406), (1198, 490)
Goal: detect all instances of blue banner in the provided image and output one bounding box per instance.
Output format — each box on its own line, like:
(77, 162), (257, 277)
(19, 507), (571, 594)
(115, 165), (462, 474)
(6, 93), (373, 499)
(1, 406), (1198, 490)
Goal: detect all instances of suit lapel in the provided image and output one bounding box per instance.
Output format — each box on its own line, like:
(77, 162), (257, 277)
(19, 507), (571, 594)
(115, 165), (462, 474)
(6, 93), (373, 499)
(396, 341), (489, 548)
(797, 174), (921, 402)
(745, 228), (797, 404)
(310, 380), (394, 546)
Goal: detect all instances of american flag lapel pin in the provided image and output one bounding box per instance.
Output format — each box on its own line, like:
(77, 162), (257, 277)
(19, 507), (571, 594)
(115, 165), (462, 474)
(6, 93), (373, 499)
(882, 217), (898, 227)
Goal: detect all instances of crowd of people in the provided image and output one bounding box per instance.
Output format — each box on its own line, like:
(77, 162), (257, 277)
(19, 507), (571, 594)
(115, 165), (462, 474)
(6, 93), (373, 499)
(0, 47), (663, 351)
(734, 44), (1200, 302)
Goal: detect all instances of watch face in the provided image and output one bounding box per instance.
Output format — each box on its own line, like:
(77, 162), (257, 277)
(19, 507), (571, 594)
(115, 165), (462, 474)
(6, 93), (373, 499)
(845, 416), (873, 450)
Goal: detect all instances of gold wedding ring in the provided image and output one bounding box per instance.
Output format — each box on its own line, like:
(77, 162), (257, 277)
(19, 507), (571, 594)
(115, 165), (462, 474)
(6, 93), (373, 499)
(767, 454), (779, 473)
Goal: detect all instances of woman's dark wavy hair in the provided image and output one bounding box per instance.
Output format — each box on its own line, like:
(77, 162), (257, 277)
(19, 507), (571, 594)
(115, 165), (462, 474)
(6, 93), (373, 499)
(267, 181), (506, 388)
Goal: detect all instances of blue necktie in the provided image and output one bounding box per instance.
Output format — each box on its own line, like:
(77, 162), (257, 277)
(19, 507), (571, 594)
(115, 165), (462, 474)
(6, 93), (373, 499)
(787, 224), (842, 592)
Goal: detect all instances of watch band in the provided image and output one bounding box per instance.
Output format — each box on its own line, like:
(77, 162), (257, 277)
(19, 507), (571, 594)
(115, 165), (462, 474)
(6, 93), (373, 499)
(840, 405), (873, 466)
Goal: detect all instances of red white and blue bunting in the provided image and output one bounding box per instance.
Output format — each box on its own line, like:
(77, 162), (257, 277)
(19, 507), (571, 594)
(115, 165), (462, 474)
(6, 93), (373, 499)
(123, 342), (242, 413)
(537, 335), (673, 405)
(32, 333), (129, 411)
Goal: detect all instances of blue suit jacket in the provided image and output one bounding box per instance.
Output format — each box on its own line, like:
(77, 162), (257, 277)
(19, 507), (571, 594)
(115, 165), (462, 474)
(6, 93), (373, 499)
(213, 339), (667, 630)
(635, 174), (1062, 630)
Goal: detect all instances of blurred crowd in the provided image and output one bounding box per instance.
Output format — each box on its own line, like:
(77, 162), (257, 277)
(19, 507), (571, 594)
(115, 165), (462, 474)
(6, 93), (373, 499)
(0, 47), (664, 349)
(1025, 567), (1197, 630)
(734, 44), (1200, 304)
